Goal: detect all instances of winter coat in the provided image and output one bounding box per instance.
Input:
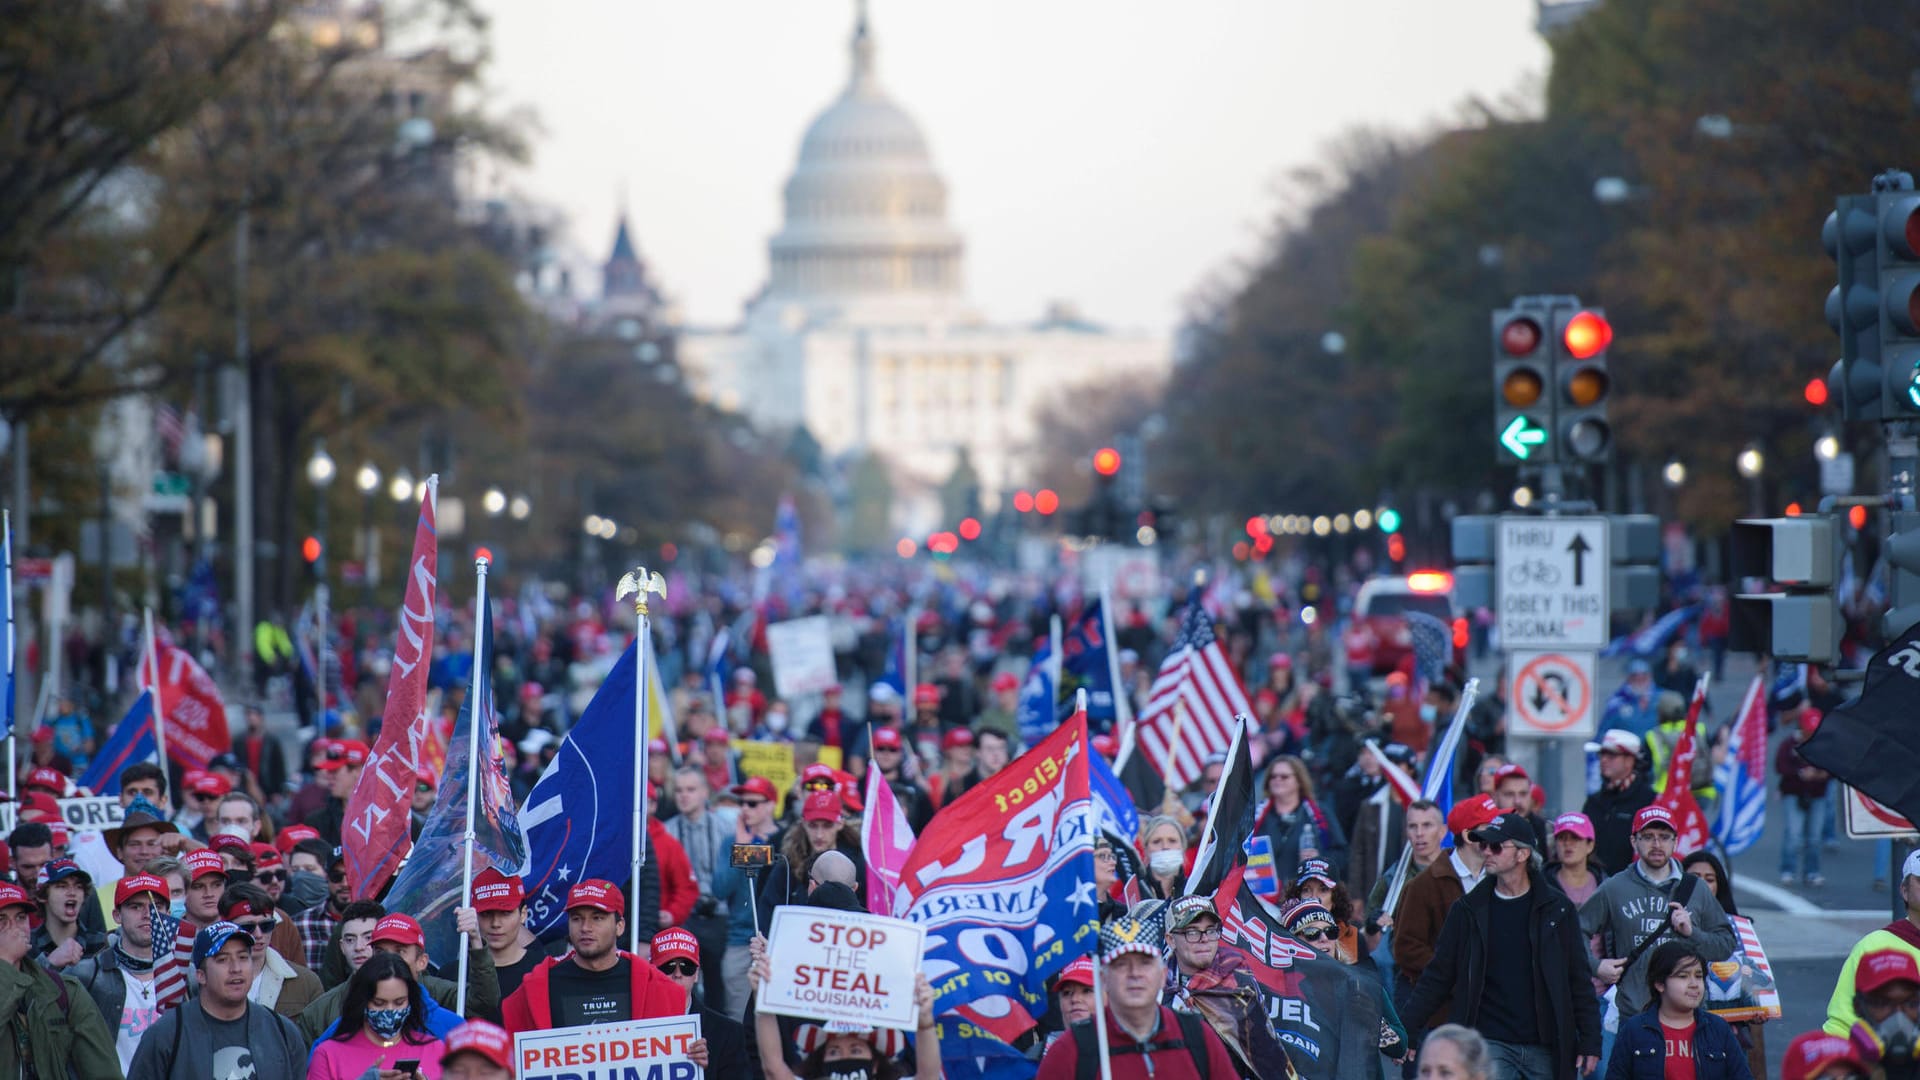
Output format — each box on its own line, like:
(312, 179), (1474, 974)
(297, 945), (498, 1041)
(1775, 736), (1830, 799)
(1401, 868), (1601, 1080)
(1255, 797), (1348, 883)
(1581, 773), (1656, 878)
(0, 956), (122, 1079)
(252, 945), (324, 1019)
(1606, 1006), (1754, 1080)
(1578, 862), (1737, 1017)
(1392, 851), (1474, 1011)
(500, 951), (687, 1034)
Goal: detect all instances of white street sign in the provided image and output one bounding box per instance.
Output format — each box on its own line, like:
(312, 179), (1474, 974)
(1842, 785), (1918, 840)
(1507, 650), (1598, 738)
(1497, 516), (1609, 650)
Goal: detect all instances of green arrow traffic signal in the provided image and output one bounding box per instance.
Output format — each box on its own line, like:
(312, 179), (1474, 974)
(1500, 415), (1547, 460)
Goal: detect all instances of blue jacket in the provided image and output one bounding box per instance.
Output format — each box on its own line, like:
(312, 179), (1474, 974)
(1605, 1006), (1753, 1080)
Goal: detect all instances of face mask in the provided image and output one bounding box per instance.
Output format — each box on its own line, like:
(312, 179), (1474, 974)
(366, 1006), (411, 1038)
(766, 712), (789, 732)
(824, 1064), (874, 1080)
(1672, 648), (1688, 663)
(1418, 703), (1438, 722)
(1877, 1010), (1920, 1062)
(1149, 849), (1184, 877)
(169, 898), (188, 920)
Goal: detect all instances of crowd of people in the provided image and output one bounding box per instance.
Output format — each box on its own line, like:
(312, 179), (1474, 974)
(0, 562), (1901, 1080)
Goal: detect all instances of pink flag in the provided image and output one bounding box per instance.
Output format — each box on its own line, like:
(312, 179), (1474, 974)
(344, 478), (440, 900)
(861, 765), (916, 916)
(1652, 674), (1712, 854)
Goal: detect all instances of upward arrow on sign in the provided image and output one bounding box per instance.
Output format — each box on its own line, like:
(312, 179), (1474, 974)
(1566, 533), (1591, 587)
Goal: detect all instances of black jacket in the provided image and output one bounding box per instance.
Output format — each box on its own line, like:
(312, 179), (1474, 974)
(1582, 774), (1656, 878)
(1606, 1006), (1754, 1080)
(699, 1005), (751, 1079)
(1402, 867), (1601, 1080)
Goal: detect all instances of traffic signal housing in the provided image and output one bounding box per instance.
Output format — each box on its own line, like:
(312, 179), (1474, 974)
(1729, 517), (1840, 664)
(1492, 306), (1550, 463)
(1883, 509), (1920, 639)
(1555, 307), (1613, 462)
(1878, 190), (1920, 414)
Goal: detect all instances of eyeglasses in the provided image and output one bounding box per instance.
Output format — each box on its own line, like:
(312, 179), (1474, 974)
(1174, 928), (1220, 943)
(328, 869), (348, 884)
(259, 871), (287, 884)
(873, 746), (901, 754)
(658, 959), (698, 977)
(1293, 928), (1333, 943)
(739, 798), (769, 809)
(191, 792), (219, 802)
(236, 918), (277, 936)
(1093, 852), (1116, 865)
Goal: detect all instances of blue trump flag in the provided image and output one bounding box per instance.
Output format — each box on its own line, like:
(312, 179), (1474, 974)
(79, 692), (159, 795)
(518, 641), (640, 939)
(1015, 637), (1058, 747)
(1059, 599), (1117, 723)
(385, 601), (528, 969)
(1088, 746), (1138, 844)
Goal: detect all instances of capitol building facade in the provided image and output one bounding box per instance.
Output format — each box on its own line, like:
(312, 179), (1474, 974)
(677, 4), (1170, 521)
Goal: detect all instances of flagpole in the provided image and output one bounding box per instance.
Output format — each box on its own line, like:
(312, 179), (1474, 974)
(4, 510), (14, 800)
(1382, 678), (1477, 916)
(618, 566), (666, 955)
(1182, 715), (1248, 895)
(454, 556), (491, 1017)
(1075, 687), (1115, 1080)
(143, 609), (167, 775)
(1099, 577), (1130, 731)
(903, 603), (920, 703)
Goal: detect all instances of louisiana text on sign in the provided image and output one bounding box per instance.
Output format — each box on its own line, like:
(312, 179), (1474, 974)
(513, 1014), (702, 1080)
(1496, 515), (1609, 650)
(759, 906), (924, 1030)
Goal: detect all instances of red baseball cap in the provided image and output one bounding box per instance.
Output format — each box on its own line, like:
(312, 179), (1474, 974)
(220, 892), (276, 921)
(316, 740), (369, 770)
(802, 790), (843, 823)
(1779, 1032), (1868, 1080)
(371, 913), (426, 949)
(731, 777), (778, 803)
(942, 728), (975, 752)
(471, 866), (526, 912)
(207, 833), (251, 859)
(251, 844), (283, 871)
(1492, 763), (1530, 786)
(415, 768), (437, 790)
(800, 763), (837, 786)
(1858, 948), (1920, 993)
(1446, 795), (1501, 837)
(190, 773), (232, 798)
(442, 1020), (513, 1069)
(1055, 956), (1096, 988)
(276, 825), (322, 854)
(870, 727), (903, 751)
(652, 926), (700, 966)
(565, 879), (625, 915)
(0, 883), (36, 914)
(1632, 804), (1678, 834)
(838, 780), (864, 814)
(114, 873), (170, 907)
(990, 672), (1020, 693)
(702, 728), (731, 745)
(1092, 734), (1118, 759)
(182, 849), (226, 881)
(913, 683), (941, 707)
(25, 768), (65, 794)
(648, 738), (670, 756)
(17, 792), (60, 821)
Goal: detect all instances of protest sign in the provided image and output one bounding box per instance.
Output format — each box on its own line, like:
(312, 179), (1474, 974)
(0, 795), (126, 836)
(733, 739), (797, 814)
(513, 1014), (702, 1080)
(1706, 914), (1782, 1023)
(766, 616), (837, 698)
(760, 905), (924, 1030)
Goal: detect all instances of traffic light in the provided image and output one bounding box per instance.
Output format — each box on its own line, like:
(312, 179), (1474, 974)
(1884, 510), (1920, 638)
(302, 535), (324, 578)
(1554, 307), (1613, 462)
(1093, 447), (1122, 477)
(1822, 179), (1920, 420)
(1728, 517), (1840, 663)
(1492, 306), (1550, 463)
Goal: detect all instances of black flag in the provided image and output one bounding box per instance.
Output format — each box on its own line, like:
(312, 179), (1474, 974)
(1801, 627), (1920, 826)
(1184, 716), (1256, 898)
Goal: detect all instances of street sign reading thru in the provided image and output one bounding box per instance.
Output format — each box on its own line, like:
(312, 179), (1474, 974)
(1497, 515), (1610, 650)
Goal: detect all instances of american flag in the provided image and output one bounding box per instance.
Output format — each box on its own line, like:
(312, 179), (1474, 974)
(1713, 675), (1768, 857)
(149, 906), (192, 1011)
(1136, 590), (1251, 789)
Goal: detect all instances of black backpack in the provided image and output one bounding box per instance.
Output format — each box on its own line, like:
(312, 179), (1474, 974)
(1071, 1009), (1209, 1080)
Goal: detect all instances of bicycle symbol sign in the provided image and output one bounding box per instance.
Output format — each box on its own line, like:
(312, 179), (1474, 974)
(1496, 516), (1609, 650)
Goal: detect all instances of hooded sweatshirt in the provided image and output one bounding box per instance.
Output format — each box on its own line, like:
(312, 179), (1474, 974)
(1826, 919), (1920, 1037)
(1577, 858), (1736, 1016)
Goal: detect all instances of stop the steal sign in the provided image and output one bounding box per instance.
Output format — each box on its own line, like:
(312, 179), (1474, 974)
(759, 906), (925, 1030)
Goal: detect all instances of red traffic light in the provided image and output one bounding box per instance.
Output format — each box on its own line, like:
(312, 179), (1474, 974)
(1784, 502), (1803, 517)
(1246, 516), (1269, 538)
(1092, 447), (1122, 477)
(1012, 490), (1034, 513)
(1850, 505), (1870, 530)
(301, 536), (322, 563)
(1804, 377), (1829, 407)
(1035, 489), (1060, 515)
(896, 537), (917, 558)
(1563, 311), (1613, 359)
(958, 517), (982, 541)
(1500, 317), (1543, 357)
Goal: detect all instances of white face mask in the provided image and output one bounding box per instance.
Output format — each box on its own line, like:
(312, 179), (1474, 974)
(765, 711), (789, 732)
(1148, 849), (1184, 877)
(1418, 703), (1438, 722)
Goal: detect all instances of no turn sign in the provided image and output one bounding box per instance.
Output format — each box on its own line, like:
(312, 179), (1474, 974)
(1508, 650), (1597, 737)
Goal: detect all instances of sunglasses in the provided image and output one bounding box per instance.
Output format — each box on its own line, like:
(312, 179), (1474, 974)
(416, 784), (433, 795)
(873, 745), (900, 753)
(1476, 841), (1508, 855)
(739, 798), (769, 809)
(328, 869), (348, 884)
(658, 959), (698, 977)
(1293, 927), (1333, 943)
(258, 871), (287, 884)
(236, 918), (278, 936)
(191, 792), (220, 802)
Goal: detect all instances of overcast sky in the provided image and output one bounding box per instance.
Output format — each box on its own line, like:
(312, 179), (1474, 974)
(473, 0), (1550, 334)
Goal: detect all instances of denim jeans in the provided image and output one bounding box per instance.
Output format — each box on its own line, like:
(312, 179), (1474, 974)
(1486, 1040), (1557, 1080)
(1780, 793), (1829, 879)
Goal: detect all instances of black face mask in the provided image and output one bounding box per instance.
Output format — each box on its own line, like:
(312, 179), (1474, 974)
(821, 1063), (874, 1080)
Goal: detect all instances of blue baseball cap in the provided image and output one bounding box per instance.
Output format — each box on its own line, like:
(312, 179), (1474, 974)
(191, 921), (250, 968)
(1626, 658), (1652, 675)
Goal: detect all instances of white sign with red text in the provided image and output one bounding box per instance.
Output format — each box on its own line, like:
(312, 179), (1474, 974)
(513, 1014), (702, 1080)
(759, 906), (924, 1030)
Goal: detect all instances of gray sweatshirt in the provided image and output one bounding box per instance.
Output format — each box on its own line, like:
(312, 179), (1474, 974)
(126, 999), (308, 1080)
(1577, 860), (1736, 1015)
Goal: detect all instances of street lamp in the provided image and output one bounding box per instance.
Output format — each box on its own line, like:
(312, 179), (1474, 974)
(1815, 435), (1841, 462)
(1736, 445), (1765, 517)
(482, 487), (507, 517)
(354, 463), (380, 593)
(1662, 459), (1687, 489)
(307, 440), (336, 569)
(389, 467), (414, 503)
(509, 494), (531, 521)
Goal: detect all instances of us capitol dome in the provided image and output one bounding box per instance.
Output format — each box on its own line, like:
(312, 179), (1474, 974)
(676, 1), (1168, 519)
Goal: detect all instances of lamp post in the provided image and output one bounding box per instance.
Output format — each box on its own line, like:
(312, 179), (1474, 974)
(355, 463), (380, 598)
(306, 440), (336, 717)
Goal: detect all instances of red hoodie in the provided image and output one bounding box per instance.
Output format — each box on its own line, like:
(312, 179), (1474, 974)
(501, 951), (688, 1035)
(651, 818), (699, 926)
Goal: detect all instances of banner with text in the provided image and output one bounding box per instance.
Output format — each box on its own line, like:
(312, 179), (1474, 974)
(513, 1014), (702, 1080)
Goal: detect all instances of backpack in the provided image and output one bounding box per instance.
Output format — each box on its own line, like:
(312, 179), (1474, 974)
(1071, 1009), (1209, 1080)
